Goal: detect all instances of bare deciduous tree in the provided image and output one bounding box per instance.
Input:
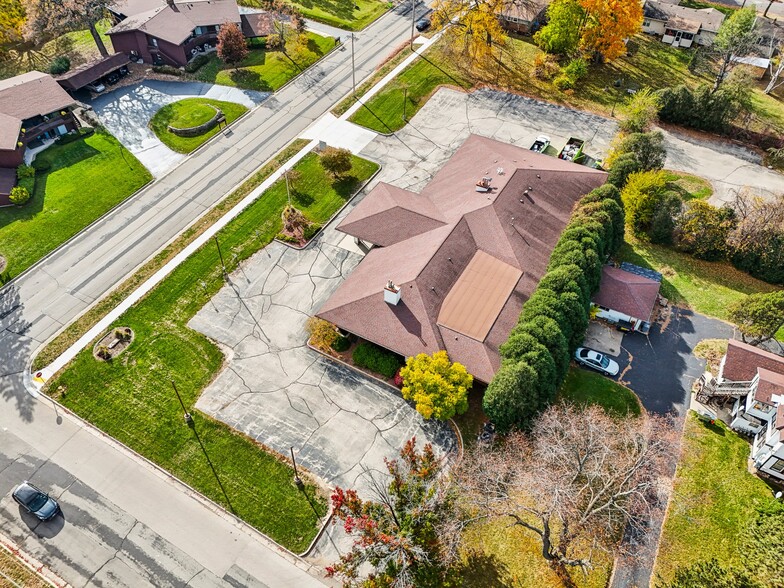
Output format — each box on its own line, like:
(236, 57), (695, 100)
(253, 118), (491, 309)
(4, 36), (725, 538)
(452, 405), (677, 580)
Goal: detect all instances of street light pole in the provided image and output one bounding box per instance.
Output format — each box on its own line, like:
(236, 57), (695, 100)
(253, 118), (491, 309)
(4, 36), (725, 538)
(214, 236), (227, 277)
(410, 0), (416, 50)
(171, 380), (193, 424)
(290, 446), (304, 489)
(350, 33), (356, 96)
(402, 86), (407, 121)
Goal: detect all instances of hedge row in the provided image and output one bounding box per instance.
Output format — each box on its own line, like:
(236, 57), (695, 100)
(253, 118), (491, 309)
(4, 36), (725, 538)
(483, 184), (625, 432)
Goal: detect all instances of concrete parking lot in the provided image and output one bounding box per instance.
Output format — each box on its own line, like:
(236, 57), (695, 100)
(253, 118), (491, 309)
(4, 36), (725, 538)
(91, 81), (268, 177)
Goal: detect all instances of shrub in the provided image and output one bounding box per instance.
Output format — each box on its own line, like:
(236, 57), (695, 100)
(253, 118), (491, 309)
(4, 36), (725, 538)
(509, 315), (570, 382)
(674, 200), (734, 260)
(727, 193), (784, 284)
(319, 146), (353, 178)
(152, 65), (184, 76)
(533, 53), (561, 80)
(54, 127), (94, 146)
(657, 81), (749, 134)
(32, 159), (51, 172)
(303, 223), (322, 241)
(613, 131), (666, 171)
(618, 87), (661, 134)
(331, 335), (351, 352)
(399, 351), (472, 420)
(563, 57), (587, 80)
(16, 164), (35, 180)
(649, 193), (681, 245)
(185, 54), (210, 73)
(49, 56), (71, 75)
(553, 74), (574, 90)
(621, 169), (669, 238)
(9, 186), (30, 205)
(352, 341), (403, 378)
(607, 152), (641, 189)
(483, 361), (541, 433)
(306, 316), (338, 350)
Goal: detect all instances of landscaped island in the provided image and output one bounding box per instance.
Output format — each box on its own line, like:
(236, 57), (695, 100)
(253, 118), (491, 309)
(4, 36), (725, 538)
(150, 98), (248, 153)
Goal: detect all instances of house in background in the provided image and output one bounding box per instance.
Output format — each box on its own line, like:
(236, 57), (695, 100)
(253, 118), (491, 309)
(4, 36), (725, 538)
(642, 0), (725, 47)
(592, 263), (662, 335)
(317, 135), (607, 383)
(697, 340), (784, 483)
(0, 72), (78, 204)
(107, 0), (241, 67)
(497, 0), (549, 34)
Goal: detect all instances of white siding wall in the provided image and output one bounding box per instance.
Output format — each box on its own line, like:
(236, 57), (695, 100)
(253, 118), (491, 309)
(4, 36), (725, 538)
(596, 308), (637, 326)
(643, 19), (666, 35)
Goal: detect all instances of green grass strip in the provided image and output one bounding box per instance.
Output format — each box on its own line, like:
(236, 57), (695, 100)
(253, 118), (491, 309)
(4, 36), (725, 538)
(45, 150), (378, 552)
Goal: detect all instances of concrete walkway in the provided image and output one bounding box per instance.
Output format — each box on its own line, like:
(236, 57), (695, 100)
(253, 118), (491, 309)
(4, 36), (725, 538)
(91, 80), (268, 177)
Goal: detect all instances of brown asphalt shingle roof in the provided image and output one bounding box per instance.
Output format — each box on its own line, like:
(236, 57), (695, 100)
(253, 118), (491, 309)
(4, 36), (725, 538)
(592, 265), (660, 321)
(108, 0), (240, 45)
(56, 53), (130, 91)
(0, 72), (75, 151)
(318, 135), (607, 382)
(722, 339), (784, 383)
(755, 368), (784, 405)
(643, 0), (725, 33)
(240, 11), (289, 38)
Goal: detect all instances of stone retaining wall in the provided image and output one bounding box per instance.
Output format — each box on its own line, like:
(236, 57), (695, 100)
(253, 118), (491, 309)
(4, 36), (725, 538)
(168, 105), (224, 137)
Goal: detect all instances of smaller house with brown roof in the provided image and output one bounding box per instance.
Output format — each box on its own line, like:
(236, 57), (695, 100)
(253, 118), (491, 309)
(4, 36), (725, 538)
(642, 0), (725, 47)
(592, 263), (661, 335)
(0, 72), (78, 204)
(497, 0), (549, 34)
(696, 340), (784, 481)
(317, 135), (607, 383)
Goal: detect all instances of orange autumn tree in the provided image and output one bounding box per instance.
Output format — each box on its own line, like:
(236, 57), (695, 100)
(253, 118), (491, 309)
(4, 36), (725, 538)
(578, 0), (643, 61)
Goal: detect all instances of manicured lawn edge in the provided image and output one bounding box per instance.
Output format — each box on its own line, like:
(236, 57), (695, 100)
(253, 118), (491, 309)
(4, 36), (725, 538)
(0, 129), (153, 286)
(149, 98), (249, 154)
(32, 139), (310, 371)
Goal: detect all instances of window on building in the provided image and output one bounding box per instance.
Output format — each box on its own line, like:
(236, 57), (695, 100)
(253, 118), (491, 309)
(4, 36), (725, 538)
(194, 26), (204, 35)
(643, 19), (651, 27)
(664, 28), (676, 36)
(682, 32), (694, 40)
(769, 458), (784, 473)
(150, 37), (158, 47)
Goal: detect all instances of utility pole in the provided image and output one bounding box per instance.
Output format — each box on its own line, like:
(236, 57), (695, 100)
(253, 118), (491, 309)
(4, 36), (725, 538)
(410, 0), (416, 50)
(171, 380), (193, 424)
(350, 33), (356, 96)
(290, 447), (304, 489)
(214, 236), (227, 278)
(402, 86), (408, 121)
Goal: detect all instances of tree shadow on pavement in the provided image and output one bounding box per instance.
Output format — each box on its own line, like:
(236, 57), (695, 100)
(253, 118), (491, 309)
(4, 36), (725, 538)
(0, 283), (35, 422)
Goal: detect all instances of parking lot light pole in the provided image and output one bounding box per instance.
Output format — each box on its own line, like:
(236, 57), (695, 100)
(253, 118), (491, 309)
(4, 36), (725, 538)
(290, 447), (304, 489)
(350, 34), (356, 96)
(410, 0), (416, 50)
(171, 380), (193, 424)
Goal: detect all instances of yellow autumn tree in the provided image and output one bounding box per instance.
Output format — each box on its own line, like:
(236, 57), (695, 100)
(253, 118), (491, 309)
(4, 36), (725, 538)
(400, 351), (472, 420)
(578, 0), (642, 61)
(432, 0), (509, 61)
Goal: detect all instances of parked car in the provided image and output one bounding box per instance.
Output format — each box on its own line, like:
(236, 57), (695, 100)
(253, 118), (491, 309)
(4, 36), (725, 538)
(105, 71), (121, 85)
(415, 17), (431, 31)
(12, 481), (60, 521)
(85, 81), (105, 93)
(574, 347), (620, 376)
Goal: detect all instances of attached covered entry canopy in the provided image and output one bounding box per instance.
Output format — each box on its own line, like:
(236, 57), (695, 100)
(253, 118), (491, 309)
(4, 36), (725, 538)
(56, 53), (131, 92)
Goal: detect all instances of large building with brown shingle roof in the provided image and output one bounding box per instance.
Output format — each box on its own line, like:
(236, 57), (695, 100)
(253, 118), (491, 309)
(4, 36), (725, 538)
(317, 135), (607, 383)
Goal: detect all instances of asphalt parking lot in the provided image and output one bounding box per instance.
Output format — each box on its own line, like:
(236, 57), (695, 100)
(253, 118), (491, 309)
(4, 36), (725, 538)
(609, 306), (735, 415)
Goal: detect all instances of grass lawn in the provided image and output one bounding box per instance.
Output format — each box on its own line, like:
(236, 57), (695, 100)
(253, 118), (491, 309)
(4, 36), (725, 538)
(0, 547), (50, 588)
(460, 518), (612, 588)
(195, 33), (336, 92)
(349, 33), (784, 138)
(654, 412), (778, 584)
(0, 20), (112, 79)
(239, 0), (390, 30)
(0, 130), (151, 280)
(149, 98), (248, 153)
(663, 171), (713, 200)
(558, 366), (642, 417)
(44, 150), (378, 552)
(617, 234), (781, 322)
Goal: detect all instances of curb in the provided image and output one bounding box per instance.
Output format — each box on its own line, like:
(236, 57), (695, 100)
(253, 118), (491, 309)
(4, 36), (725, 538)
(0, 533), (70, 588)
(28, 377), (327, 579)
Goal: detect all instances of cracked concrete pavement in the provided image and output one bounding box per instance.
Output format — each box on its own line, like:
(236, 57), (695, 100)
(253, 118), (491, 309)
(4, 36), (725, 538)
(188, 226), (455, 498)
(359, 86), (783, 206)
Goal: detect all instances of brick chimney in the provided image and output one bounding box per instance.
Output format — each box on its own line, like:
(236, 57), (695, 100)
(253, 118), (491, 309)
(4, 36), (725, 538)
(384, 280), (401, 305)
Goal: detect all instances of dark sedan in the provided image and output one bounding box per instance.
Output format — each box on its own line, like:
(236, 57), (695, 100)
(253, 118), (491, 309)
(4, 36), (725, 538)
(12, 481), (60, 521)
(415, 17), (431, 31)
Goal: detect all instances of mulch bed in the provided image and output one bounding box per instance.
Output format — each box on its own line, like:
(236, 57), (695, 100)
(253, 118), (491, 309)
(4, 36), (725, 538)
(93, 326), (134, 361)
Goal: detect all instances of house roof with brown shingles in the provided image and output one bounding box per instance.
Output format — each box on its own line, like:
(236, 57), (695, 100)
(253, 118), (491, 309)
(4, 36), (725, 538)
(643, 0), (725, 33)
(592, 265), (660, 322)
(240, 11), (289, 38)
(318, 135), (607, 382)
(56, 53), (131, 91)
(0, 72), (75, 151)
(722, 339), (784, 383)
(108, 0), (240, 45)
(755, 368), (784, 405)
(499, 0), (549, 23)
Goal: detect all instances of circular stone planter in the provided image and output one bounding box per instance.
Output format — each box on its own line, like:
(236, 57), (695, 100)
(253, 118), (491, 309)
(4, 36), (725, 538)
(93, 326), (135, 361)
(167, 105), (224, 137)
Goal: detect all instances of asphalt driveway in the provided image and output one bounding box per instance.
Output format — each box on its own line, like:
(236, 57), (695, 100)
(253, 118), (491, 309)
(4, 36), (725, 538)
(91, 80), (269, 177)
(610, 306), (735, 415)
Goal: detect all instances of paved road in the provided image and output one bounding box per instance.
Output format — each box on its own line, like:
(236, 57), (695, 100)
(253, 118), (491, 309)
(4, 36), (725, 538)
(0, 4), (429, 586)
